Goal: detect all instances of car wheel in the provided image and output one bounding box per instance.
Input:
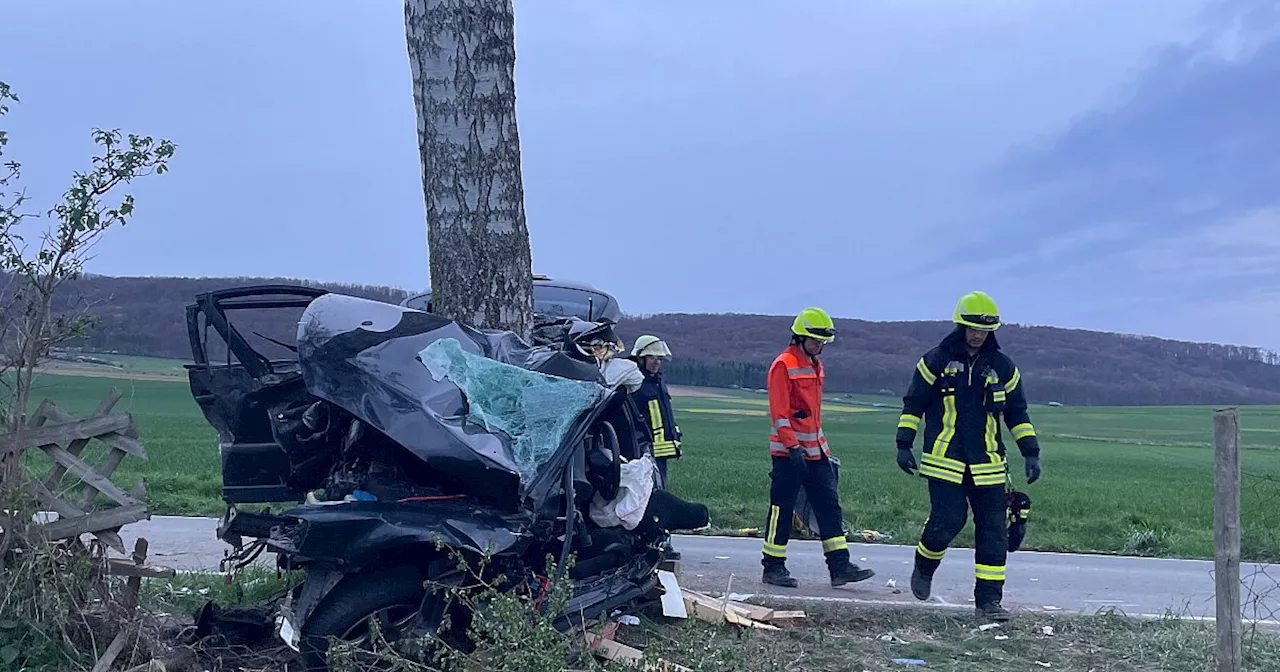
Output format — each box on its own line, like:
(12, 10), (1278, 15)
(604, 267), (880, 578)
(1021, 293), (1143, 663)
(298, 565), (466, 671)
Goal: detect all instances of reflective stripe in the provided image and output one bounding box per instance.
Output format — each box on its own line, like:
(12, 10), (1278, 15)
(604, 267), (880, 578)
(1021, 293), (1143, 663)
(984, 414), (999, 463)
(898, 414), (921, 431)
(969, 462), (1006, 475)
(1011, 423), (1036, 440)
(764, 505), (786, 558)
(973, 472), (1007, 487)
(992, 390), (1006, 403)
(916, 542), (946, 561)
(975, 563), (1006, 582)
(916, 358), (937, 385)
(1006, 367), (1021, 393)
(648, 399), (663, 433)
(921, 451), (966, 472)
(771, 442), (830, 459)
(794, 431), (823, 441)
(774, 418), (791, 429)
(787, 366), (816, 377)
(653, 441), (680, 458)
(766, 505), (781, 542)
(919, 464), (963, 483)
(929, 395), (957, 456)
(822, 536), (849, 553)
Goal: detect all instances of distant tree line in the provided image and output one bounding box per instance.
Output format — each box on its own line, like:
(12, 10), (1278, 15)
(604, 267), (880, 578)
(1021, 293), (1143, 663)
(21, 274), (1280, 407)
(615, 313), (1280, 407)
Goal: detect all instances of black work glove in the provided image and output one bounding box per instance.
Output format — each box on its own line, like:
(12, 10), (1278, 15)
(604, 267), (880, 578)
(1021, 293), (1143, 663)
(1025, 455), (1041, 484)
(896, 446), (918, 475)
(787, 447), (808, 475)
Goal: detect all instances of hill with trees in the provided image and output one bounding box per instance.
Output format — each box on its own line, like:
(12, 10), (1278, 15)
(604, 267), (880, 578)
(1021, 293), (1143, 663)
(34, 273), (1280, 406)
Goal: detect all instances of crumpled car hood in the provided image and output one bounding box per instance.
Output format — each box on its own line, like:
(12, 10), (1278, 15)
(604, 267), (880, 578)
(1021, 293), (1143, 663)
(295, 293), (612, 511)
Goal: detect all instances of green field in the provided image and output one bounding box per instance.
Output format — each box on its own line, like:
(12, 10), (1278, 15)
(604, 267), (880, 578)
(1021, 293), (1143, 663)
(22, 369), (1280, 563)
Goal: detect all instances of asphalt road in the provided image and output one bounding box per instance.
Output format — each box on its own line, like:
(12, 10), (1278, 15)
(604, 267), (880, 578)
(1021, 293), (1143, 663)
(115, 515), (1280, 624)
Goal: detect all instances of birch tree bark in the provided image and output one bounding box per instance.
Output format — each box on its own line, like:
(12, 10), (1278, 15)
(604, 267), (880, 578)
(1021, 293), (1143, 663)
(405, 0), (534, 339)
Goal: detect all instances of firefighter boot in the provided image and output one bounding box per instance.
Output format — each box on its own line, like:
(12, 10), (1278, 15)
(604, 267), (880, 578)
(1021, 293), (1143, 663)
(826, 549), (875, 587)
(762, 559), (799, 588)
(830, 562), (875, 587)
(976, 601), (1012, 621)
(910, 566), (932, 600)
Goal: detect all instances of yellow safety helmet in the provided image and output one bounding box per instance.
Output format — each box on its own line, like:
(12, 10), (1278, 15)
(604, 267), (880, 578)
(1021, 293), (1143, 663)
(631, 334), (672, 358)
(792, 307), (836, 342)
(953, 291), (1001, 331)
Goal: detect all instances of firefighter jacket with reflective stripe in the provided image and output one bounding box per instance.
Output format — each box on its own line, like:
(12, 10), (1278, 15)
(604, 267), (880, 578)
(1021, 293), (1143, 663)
(895, 327), (1040, 487)
(768, 344), (831, 461)
(636, 372), (681, 459)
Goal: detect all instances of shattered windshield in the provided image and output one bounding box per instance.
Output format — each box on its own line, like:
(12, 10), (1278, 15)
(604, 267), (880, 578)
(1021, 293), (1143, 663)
(420, 338), (608, 482)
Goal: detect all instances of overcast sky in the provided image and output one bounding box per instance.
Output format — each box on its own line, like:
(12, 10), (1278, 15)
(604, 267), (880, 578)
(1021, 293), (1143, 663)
(2, 0), (1276, 350)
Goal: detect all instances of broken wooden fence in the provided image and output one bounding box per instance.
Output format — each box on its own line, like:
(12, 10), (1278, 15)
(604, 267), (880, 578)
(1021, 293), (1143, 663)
(2, 387), (152, 554)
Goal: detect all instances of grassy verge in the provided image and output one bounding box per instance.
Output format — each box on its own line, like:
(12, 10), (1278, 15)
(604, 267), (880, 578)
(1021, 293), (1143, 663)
(22, 373), (1280, 562)
(628, 603), (1280, 671)
(138, 570), (1280, 672)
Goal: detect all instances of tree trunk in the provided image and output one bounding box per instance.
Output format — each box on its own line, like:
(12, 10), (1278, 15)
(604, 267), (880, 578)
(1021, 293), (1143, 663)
(405, 0), (534, 339)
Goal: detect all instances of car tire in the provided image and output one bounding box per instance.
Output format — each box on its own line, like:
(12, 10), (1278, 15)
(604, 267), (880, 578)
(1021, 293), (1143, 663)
(297, 564), (457, 672)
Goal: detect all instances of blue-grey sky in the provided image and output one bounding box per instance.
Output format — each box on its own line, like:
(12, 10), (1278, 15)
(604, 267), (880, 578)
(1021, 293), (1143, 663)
(2, 0), (1276, 351)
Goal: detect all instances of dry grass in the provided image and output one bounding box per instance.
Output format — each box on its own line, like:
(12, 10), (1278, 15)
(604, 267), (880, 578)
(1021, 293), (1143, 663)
(619, 602), (1280, 671)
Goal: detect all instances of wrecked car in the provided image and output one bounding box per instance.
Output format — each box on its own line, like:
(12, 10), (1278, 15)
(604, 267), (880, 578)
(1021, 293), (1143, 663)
(183, 285), (710, 670)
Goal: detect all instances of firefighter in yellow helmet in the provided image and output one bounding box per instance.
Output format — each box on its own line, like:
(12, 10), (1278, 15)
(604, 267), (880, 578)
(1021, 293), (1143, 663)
(895, 291), (1043, 621)
(760, 307), (875, 588)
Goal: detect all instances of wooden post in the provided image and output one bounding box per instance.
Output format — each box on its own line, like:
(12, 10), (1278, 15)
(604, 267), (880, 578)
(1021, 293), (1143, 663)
(1214, 407), (1242, 672)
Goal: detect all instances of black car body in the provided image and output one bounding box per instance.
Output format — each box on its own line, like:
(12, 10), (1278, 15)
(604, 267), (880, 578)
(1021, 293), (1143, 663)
(400, 275), (623, 325)
(184, 285), (707, 669)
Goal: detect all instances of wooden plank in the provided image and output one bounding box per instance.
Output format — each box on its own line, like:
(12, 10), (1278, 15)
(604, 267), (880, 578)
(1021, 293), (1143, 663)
(28, 399), (55, 428)
(73, 448), (129, 510)
(23, 476), (86, 516)
(41, 404), (145, 458)
(767, 610), (806, 621)
(583, 632), (692, 672)
(90, 628), (131, 672)
(680, 592), (779, 631)
(103, 560), (175, 580)
(0, 414), (132, 455)
(35, 503), (148, 542)
(1214, 407), (1242, 672)
(681, 590), (754, 619)
(21, 479), (126, 553)
(120, 538), (148, 612)
(766, 610), (807, 627)
(41, 445), (138, 507)
(41, 389), (125, 491)
(726, 600), (775, 622)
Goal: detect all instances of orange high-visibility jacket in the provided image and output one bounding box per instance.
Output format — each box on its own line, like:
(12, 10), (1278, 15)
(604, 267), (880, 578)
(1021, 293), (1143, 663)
(767, 344), (831, 460)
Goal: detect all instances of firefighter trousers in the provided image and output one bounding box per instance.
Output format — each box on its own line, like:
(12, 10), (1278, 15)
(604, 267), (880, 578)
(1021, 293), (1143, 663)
(914, 470), (1008, 605)
(655, 456), (670, 490)
(761, 454), (850, 570)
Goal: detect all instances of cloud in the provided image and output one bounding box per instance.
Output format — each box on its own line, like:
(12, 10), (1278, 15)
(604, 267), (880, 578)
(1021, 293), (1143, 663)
(981, 0), (1280, 247)
(928, 0), (1280, 348)
(1126, 207), (1280, 282)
